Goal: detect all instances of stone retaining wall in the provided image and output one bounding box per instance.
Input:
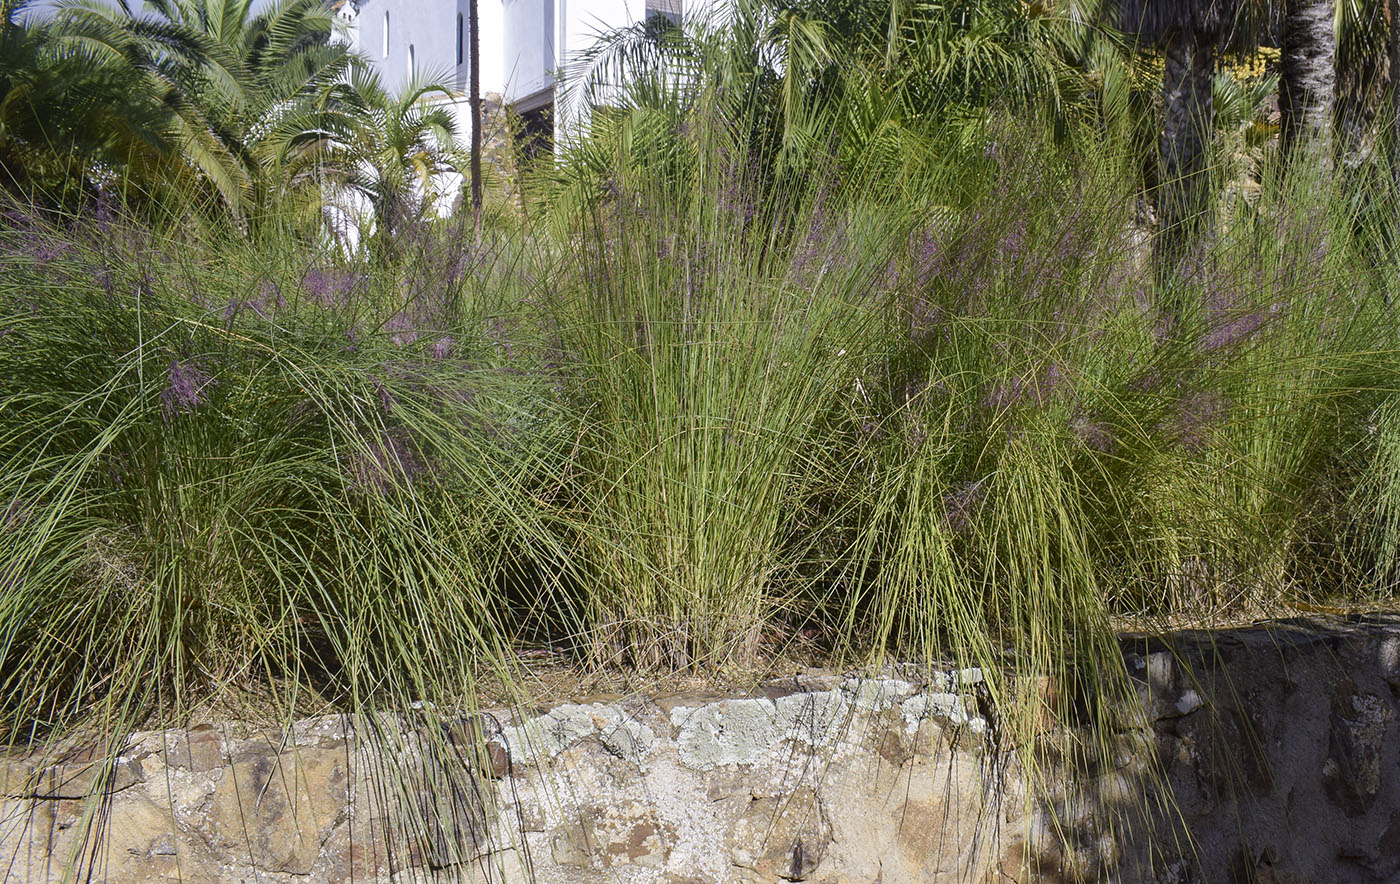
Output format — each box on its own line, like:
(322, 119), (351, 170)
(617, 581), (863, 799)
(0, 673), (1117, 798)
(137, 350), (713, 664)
(3, 615), (1400, 883)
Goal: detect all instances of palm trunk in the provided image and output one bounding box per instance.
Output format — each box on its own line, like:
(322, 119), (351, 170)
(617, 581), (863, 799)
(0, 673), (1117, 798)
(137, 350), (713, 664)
(469, 0), (482, 228)
(1390, 0), (1400, 187)
(1281, 0), (1337, 161)
(1157, 27), (1215, 273)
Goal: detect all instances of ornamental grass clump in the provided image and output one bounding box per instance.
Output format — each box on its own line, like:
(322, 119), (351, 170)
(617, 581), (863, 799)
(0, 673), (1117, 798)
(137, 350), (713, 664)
(542, 137), (900, 669)
(0, 205), (564, 748)
(1121, 156), (1395, 617)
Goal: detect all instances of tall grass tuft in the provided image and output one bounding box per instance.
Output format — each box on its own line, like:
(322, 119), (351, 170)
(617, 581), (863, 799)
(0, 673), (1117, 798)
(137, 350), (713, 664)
(0, 207), (568, 750)
(540, 125), (909, 668)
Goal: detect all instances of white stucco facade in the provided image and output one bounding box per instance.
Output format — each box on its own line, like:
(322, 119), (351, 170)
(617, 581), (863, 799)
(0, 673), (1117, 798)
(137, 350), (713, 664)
(349, 0), (699, 150)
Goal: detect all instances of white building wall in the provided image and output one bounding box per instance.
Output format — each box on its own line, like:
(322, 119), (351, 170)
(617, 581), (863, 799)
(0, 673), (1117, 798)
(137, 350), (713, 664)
(356, 0), (458, 92)
(333, 1), (360, 53)
(356, 0), (726, 156)
(473, 0), (507, 96)
(560, 0), (640, 61)
(502, 0), (554, 106)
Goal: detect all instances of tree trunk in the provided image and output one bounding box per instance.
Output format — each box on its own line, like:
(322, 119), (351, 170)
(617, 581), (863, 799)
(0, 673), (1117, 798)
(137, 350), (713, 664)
(469, 0), (482, 228)
(1281, 0), (1337, 162)
(1156, 27), (1215, 273)
(1390, 0), (1400, 187)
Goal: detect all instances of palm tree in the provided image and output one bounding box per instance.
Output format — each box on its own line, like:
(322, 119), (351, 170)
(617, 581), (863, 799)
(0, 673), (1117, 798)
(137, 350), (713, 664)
(1279, 0), (1336, 160)
(565, 0), (1113, 178)
(1335, 0), (1387, 166)
(323, 65), (461, 249)
(1114, 1), (1236, 269)
(49, 0), (353, 220)
(0, 0), (169, 201)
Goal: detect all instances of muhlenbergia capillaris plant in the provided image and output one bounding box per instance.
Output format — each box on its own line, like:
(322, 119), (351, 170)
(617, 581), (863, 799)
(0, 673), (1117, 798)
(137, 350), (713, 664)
(0, 204), (578, 876)
(4, 5), (1400, 879)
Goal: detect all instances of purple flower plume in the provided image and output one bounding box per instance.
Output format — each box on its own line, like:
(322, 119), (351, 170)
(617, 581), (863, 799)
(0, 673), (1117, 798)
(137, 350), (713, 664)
(160, 358), (213, 421)
(95, 192), (116, 234)
(372, 376), (396, 414)
(910, 228), (946, 289)
(1172, 391), (1230, 453)
(997, 221), (1027, 260)
(942, 480), (986, 534)
(982, 364), (1066, 412)
(303, 267), (360, 306)
(22, 235), (69, 264)
(1202, 303), (1286, 352)
(345, 432), (428, 494)
(259, 278), (285, 310)
(1069, 412), (1114, 452)
(386, 312), (418, 347)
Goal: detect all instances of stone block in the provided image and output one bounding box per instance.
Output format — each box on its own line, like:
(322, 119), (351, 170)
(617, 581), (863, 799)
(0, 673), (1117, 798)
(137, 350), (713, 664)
(731, 786), (830, 881)
(0, 757), (36, 797)
(549, 800), (673, 870)
(321, 816), (392, 884)
(198, 744), (348, 875)
(441, 714), (512, 779)
(1, 755), (145, 801)
(184, 725), (224, 773)
(1323, 688), (1393, 817)
(32, 757), (145, 800)
(34, 790), (219, 884)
